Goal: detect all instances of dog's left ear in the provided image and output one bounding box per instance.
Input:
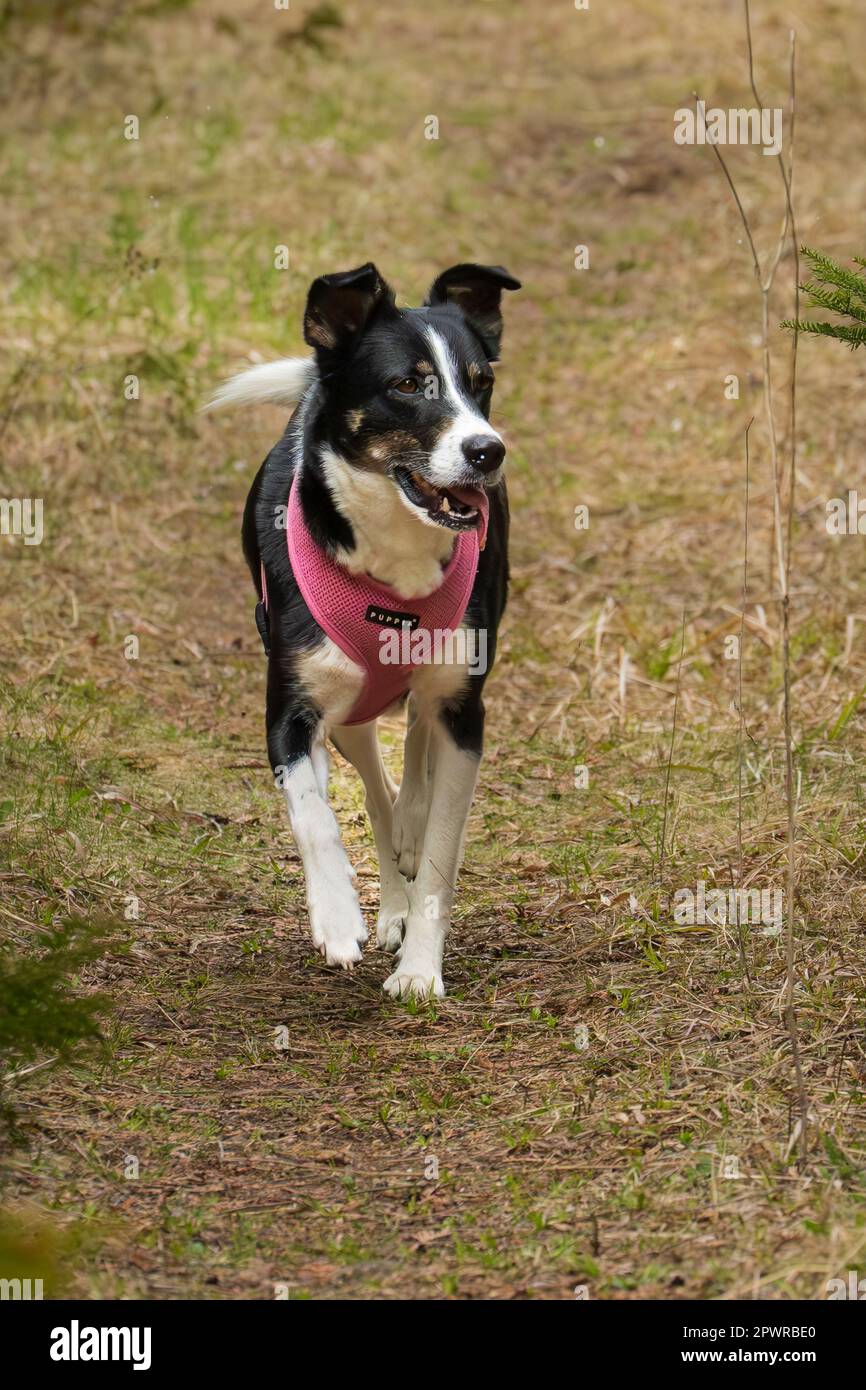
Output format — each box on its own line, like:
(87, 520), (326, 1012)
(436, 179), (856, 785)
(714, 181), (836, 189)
(303, 262), (396, 360)
(425, 263), (521, 358)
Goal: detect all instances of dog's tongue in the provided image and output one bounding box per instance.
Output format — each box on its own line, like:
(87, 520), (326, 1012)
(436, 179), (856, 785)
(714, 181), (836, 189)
(448, 484), (489, 548)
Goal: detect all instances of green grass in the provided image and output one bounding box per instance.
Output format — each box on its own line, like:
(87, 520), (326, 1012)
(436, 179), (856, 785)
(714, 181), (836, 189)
(2, 0), (866, 1300)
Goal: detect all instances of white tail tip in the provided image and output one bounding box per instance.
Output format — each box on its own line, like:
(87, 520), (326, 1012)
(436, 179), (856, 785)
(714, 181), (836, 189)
(203, 356), (317, 412)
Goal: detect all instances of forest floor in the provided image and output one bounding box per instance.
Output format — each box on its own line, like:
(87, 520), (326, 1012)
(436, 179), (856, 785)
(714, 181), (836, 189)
(2, 0), (866, 1298)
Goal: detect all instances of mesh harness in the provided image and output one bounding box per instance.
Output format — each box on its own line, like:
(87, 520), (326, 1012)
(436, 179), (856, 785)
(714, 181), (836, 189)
(257, 474), (482, 726)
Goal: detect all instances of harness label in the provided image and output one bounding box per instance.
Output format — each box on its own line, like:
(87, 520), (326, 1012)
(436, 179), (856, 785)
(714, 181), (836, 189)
(364, 605), (420, 631)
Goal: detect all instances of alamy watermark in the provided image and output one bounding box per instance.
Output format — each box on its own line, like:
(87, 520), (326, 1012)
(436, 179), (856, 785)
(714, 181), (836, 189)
(826, 1270), (866, 1299)
(0, 1277), (43, 1299)
(674, 99), (782, 157)
(825, 491), (866, 535)
(50, 1321), (151, 1370)
(378, 624), (487, 674)
(673, 882), (783, 931)
(0, 497), (43, 545)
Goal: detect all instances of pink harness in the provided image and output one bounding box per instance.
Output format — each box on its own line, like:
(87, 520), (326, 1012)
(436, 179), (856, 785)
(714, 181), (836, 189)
(266, 476), (482, 725)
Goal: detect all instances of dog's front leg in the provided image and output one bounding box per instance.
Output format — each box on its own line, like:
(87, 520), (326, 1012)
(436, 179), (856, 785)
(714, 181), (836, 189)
(268, 704), (367, 968)
(384, 712), (481, 999)
(392, 694), (432, 881)
(330, 721), (409, 954)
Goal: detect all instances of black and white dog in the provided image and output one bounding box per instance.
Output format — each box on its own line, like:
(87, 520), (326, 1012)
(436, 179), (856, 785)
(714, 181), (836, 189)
(209, 262), (520, 997)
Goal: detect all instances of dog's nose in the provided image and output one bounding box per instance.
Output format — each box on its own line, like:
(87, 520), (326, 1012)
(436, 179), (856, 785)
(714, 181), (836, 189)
(462, 435), (505, 474)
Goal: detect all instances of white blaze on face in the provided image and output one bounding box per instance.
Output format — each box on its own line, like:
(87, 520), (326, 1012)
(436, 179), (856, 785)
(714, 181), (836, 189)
(425, 327), (503, 487)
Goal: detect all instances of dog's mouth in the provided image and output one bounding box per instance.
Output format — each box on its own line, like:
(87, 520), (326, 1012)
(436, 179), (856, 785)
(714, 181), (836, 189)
(394, 466), (489, 534)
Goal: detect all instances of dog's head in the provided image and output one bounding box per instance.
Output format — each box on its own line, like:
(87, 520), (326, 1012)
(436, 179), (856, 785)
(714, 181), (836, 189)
(302, 262), (521, 534)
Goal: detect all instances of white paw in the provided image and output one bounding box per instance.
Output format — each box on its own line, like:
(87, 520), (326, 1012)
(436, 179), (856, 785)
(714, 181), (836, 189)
(308, 883), (368, 969)
(318, 929), (366, 969)
(376, 907), (406, 953)
(376, 876), (409, 952)
(383, 963), (445, 1000)
(392, 794), (427, 880)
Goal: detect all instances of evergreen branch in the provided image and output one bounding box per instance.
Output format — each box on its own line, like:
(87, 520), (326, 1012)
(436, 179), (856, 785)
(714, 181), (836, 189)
(798, 246), (866, 304)
(783, 248), (866, 348)
(0, 916), (120, 1074)
(781, 317), (866, 348)
(799, 281), (866, 322)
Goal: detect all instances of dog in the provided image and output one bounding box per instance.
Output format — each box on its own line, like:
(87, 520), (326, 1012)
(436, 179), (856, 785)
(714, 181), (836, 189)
(209, 261), (520, 997)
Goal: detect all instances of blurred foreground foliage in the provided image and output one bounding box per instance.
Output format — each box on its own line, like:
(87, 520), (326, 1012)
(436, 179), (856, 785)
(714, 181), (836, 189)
(0, 916), (118, 1140)
(0, 0), (193, 31)
(0, 1207), (69, 1294)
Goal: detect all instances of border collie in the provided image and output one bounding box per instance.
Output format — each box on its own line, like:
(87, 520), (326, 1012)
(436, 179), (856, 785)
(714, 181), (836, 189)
(208, 262), (520, 997)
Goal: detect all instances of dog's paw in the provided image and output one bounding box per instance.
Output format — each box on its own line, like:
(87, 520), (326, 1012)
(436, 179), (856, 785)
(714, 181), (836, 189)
(376, 907), (406, 953)
(308, 885), (368, 969)
(391, 793), (427, 881)
(318, 929), (366, 969)
(376, 877), (409, 953)
(383, 963), (445, 1000)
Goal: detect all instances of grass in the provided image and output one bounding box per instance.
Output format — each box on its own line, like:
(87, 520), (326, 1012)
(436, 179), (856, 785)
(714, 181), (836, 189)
(2, 0), (866, 1299)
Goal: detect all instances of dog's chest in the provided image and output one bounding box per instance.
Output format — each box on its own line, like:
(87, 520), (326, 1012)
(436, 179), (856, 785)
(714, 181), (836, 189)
(297, 632), (470, 727)
(296, 638), (365, 727)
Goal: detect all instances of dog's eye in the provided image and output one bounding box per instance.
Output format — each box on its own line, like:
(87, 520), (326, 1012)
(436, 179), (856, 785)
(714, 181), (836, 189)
(391, 378), (419, 394)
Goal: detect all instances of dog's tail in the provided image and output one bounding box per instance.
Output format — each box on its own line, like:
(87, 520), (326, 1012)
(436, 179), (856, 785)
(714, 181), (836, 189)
(203, 356), (317, 412)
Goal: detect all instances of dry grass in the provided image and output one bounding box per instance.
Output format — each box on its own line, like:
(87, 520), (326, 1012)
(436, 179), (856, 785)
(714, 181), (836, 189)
(2, 0), (866, 1299)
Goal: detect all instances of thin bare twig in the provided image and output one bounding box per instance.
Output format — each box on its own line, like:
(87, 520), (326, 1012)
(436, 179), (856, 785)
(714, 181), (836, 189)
(659, 606), (687, 883)
(736, 418), (754, 984)
(707, 2), (807, 1159)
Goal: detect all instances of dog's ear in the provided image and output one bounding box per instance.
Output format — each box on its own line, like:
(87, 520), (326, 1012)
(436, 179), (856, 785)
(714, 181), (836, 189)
(425, 263), (521, 358)
(303, 263), (396, 359)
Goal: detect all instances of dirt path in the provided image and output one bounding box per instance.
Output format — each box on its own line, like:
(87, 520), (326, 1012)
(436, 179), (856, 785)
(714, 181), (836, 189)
(2, 0), (866, 1299)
